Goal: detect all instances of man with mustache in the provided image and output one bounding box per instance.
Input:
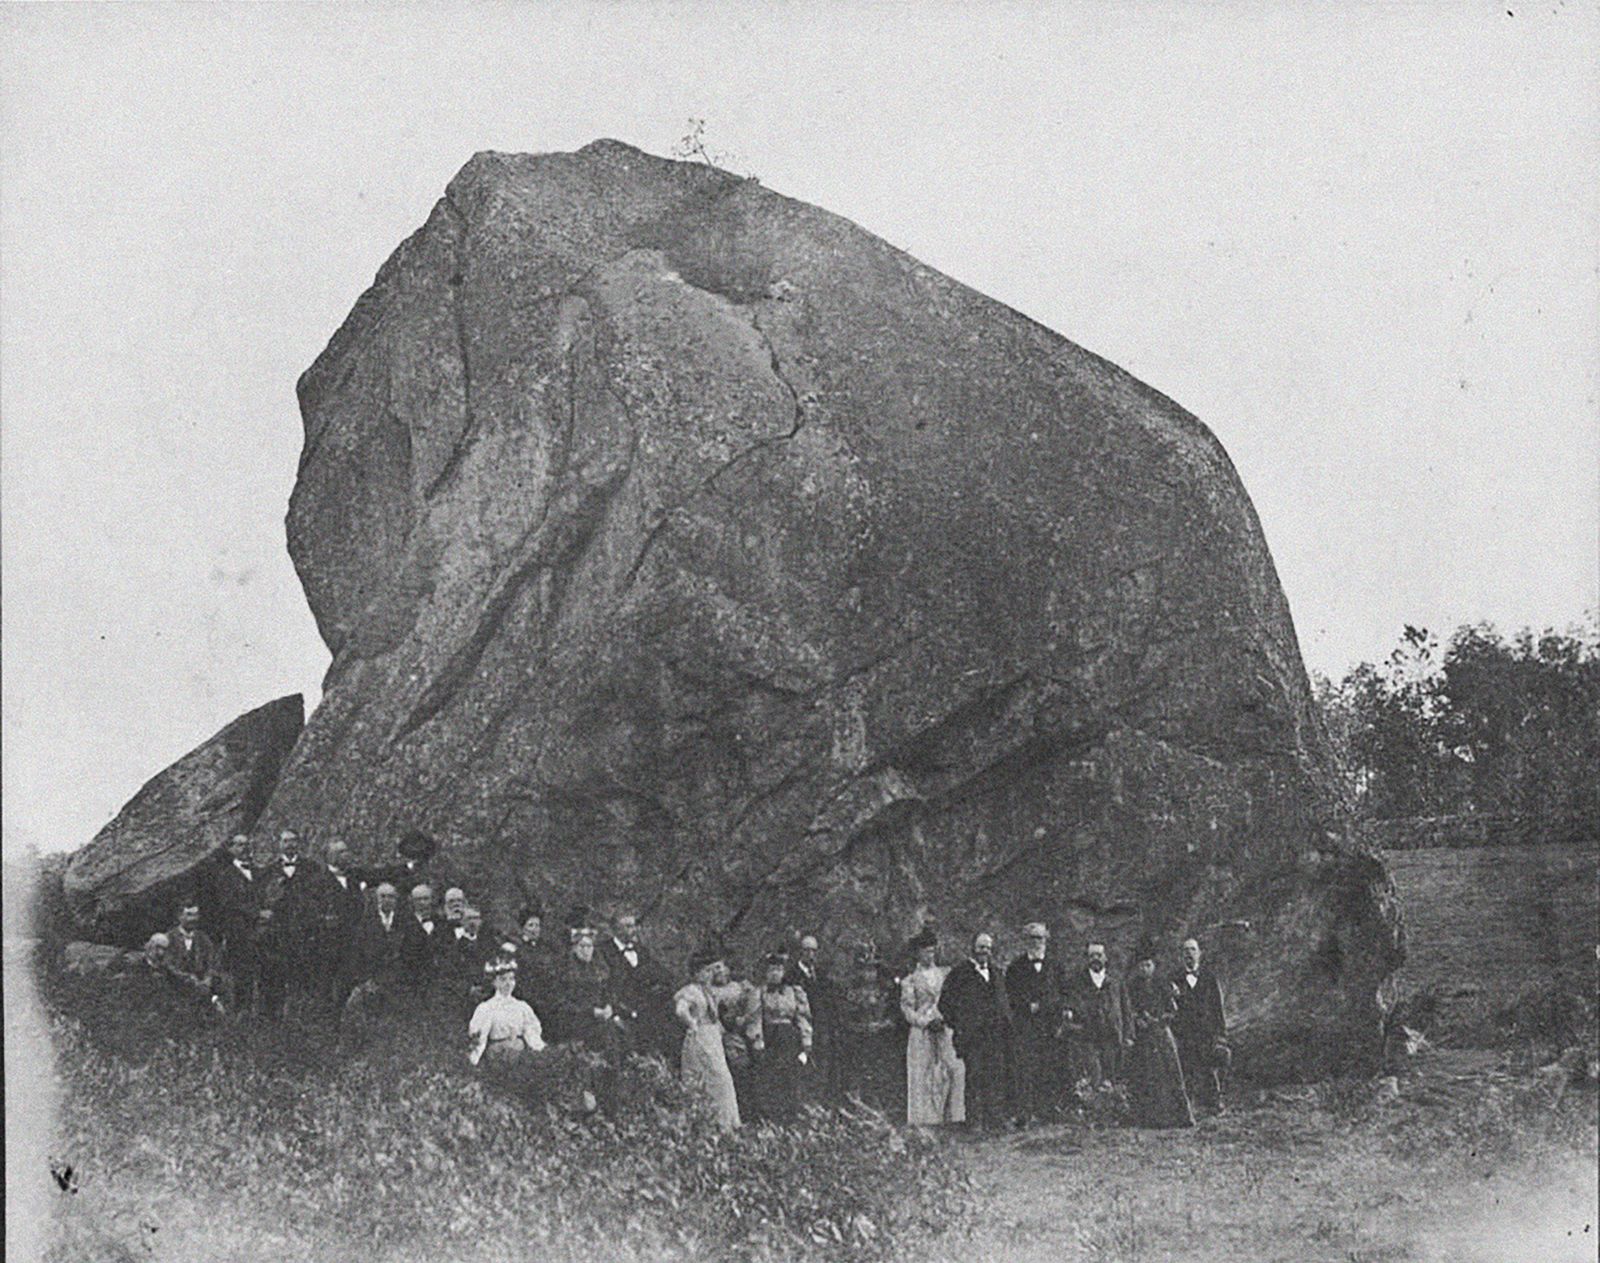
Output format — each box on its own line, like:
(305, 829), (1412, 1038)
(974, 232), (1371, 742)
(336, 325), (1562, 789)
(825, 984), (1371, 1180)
(1064, 942), (1127, 1087)
(939, 931), (1012, 1130)
(1170, 937), (1228, 1114)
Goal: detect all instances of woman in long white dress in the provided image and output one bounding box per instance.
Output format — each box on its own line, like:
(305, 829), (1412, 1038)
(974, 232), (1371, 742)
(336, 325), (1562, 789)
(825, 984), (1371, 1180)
(467, 958), (545, 1066)
(900, 927), (965, 1126)
(675, 947), (742, 1131)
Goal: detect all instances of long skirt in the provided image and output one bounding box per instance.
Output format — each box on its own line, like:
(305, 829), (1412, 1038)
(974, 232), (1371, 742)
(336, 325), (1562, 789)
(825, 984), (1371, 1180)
(752, 1020), (804, 1122)
(1127, 1025), (1195, 1128)
(682, 1023), (741, 1131)
(906, 1026), (965, 1125)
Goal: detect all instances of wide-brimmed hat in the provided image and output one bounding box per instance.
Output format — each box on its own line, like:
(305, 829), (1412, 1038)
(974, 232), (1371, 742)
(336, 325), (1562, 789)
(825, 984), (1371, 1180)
(485, 955), (518, 977)
(909, 926), (938, 952)
(1133, 934), (1161, 963)
(397, 828), (438, 862)
(688, 942), (725, 973)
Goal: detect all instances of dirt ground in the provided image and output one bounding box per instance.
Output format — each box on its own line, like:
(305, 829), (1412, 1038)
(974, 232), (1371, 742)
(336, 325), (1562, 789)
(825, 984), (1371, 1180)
(943, 1050), (1597, 1263)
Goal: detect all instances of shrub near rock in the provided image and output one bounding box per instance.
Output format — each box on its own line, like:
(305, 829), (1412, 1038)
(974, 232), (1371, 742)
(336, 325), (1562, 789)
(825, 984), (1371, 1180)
(42, 961), (974, 1263)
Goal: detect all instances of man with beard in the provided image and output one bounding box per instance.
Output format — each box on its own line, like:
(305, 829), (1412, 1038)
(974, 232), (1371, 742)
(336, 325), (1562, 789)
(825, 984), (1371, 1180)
(1005, 922), (1067, 1122)
(940, 931), (1012, 1130)
(441, 888), (468, 936)
(600, 910), (676, 1061)
(785, 933), (837, 1104)
(1170, 937), (1228, 1114)
(1064, 942), (1127, 1087)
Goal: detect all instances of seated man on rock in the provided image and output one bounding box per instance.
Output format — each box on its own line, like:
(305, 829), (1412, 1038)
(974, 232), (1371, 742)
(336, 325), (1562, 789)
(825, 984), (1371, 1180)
(133, 933), (220, 1017)
(166, 901), (225, 1013)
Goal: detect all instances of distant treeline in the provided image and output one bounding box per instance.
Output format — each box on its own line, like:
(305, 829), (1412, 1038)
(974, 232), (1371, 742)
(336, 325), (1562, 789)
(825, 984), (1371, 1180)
(1314, 617), (1600, 842)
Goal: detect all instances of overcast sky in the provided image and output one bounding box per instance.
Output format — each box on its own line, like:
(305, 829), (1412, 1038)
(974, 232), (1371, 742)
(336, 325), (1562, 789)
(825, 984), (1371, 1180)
(3, 2), (1595, 857)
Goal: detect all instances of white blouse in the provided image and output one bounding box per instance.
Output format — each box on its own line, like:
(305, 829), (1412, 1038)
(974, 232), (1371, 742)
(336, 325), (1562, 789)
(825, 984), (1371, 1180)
(467, 993), (545, 1063)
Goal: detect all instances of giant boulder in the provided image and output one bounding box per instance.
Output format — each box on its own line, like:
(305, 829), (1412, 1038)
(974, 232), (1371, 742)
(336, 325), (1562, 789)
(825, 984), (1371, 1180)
(255, 141), (1397, 1076)
(64, 695), (303, 940)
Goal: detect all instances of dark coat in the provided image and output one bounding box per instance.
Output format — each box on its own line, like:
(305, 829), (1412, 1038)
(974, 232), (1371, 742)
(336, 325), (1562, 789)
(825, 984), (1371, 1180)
(444, 929), (495, 1001)
(349, 908), (409, 988)
(203, 856), (266, 961)
(512, 937), (559, 1021)
(784, 960), (836, 1040)
(258, 857), (330, 964)
(940, 958), (1011, 1054)
(401, 912), (445, 985)
(1064, 966), (1127, 1047)
(600, 938), (677, 1056)
(1005, 953), (1068, 1031)
(1170, 967), (1226, 1047)
(550, 952), (617, 1047)
(165, 927), (221, 987)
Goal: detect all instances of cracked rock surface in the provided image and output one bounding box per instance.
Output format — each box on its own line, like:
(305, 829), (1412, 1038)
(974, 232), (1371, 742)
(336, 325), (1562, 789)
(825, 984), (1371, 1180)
(133, 141), (1399, 1075)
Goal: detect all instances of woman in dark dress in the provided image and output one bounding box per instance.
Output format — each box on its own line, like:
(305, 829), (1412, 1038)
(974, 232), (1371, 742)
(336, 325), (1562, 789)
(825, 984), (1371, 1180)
(746, 952), (814, 1122)
(1120, 938), (1195, 1129)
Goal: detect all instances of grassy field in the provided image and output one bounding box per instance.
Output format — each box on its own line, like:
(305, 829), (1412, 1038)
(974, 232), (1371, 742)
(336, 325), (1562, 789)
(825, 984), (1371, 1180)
(19, 840), (1599, 1261)
(954, 1048), (1596, 1263)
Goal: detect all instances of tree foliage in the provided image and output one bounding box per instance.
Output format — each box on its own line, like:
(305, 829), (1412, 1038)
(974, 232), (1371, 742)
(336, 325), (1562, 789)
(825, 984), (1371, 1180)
(1315, 615), (1600, 827)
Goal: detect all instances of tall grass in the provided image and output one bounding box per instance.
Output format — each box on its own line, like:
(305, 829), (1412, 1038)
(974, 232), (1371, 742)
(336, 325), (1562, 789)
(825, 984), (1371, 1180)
(39, 962), (973, 1262)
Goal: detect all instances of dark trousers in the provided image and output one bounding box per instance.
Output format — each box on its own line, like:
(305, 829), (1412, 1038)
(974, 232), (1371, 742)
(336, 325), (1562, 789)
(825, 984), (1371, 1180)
(1071, 1035), (1122, 1086)
(1174, 1034), (1221, 1110)
(256, 953), (289, 1019)
(958, 1034), (1009, 1128)
(1010, 1020), (1062, 1118)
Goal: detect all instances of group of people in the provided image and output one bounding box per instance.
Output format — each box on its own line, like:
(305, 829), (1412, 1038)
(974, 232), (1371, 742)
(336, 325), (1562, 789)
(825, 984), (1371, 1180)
(900, 925), (1229, 1131)
(134, 827), (1229, 1134)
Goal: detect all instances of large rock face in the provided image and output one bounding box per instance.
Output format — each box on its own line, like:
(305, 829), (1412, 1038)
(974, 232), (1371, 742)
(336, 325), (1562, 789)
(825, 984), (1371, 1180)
(64, 695), (303, 940)
(210, 142), (1393, 1073)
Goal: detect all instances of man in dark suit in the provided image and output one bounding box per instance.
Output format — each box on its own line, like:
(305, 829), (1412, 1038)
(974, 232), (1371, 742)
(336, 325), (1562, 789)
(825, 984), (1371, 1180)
(205, 833), (267, 1015)
(1170, 937), (1228, 1114)
(166, 900), (225, 1012)
(600, 909), (676, 1061)
(941, 931), (1012, 1129)
(320, 839), (370, 1013)
(349, 883), (408, 987)
(258, 829), (329, 1019)
(341, 882), (409, 1037)
(785, 933), (837, 1103)
(1005, 922), (1068, 1122)
(401, 882), (444, 991)
(1064, 942), (1127, 1087)
(445, 904), (494, 1010)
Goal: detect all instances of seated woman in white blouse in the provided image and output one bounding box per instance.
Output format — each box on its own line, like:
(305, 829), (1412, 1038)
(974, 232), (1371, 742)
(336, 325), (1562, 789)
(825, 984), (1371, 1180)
(468, 957), (545, 1066)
